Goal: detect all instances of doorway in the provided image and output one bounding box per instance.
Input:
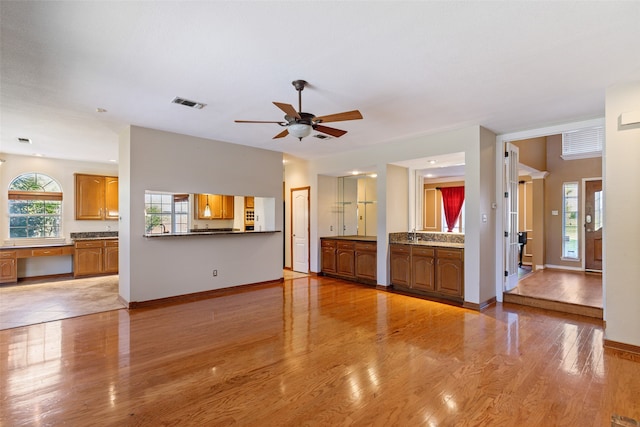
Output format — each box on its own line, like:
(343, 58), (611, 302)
(291, 187), (310, 273)
(584, 179), (603, 272)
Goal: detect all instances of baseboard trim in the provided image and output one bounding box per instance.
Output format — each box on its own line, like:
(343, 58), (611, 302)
(544, 264), (584, 272)
(604, 339), (640, 356)
(128, 278), (284, 309)
(463, 297), (497, 311)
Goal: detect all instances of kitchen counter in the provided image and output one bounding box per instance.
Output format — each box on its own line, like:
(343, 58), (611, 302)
(391, 240), (464, 249)
(320, 235), (377, 242)
(144, 230), (281, 238)
(70, 231), (118, 241)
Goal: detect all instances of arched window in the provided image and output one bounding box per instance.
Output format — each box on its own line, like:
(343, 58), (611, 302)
(8, 172), (63, 239)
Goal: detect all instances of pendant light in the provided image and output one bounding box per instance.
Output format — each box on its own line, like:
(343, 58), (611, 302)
(204, 194), (212, 217)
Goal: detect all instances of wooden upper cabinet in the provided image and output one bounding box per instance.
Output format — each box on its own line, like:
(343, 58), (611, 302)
(104, 176), (119, 219)
(244, 196), (254, 209)
(75, 174), (118, 220)
(196, 194), (234, 219)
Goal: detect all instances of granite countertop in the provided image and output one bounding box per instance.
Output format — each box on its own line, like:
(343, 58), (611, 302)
(70, 231), (118, 241)
(320, 235), (377, 242)
(391, 240), (464, 249)
(144, 230), (281, 238)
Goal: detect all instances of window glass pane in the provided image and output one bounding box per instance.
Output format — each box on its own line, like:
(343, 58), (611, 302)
(562, 182), (579, 259)
(8, 173), (62, 239)
(594, 190), (603, 231)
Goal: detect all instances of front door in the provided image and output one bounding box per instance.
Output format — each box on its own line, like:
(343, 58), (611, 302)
(291, 187), (309, 273)
(584, 179), (603, 271)
(504, 143), (520, 291)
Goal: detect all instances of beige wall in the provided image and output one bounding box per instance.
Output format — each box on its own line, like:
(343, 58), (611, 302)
(544, 134), (602, 268)
(513, 137), (547, 171)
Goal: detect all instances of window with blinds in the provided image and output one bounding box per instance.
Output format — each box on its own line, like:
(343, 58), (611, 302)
(561, 126), (603, 160)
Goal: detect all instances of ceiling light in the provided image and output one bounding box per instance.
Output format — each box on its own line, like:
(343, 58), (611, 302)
(96, 107), (108, 113)
(351, 171), (360, 175)
(288, 123), (312, 141)
(369, 173), (377, 178)
(18, 137), (32, 144)
(428, 160), (436, 165)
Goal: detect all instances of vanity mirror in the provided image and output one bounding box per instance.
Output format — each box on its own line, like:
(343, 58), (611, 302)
(336, 174), (377, 236)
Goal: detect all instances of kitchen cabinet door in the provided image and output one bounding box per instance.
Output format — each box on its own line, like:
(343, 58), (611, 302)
(104, 176), (119, 219)
(336, 242), (355, 278)
(412, 247), (435, 291)
(0, 251), (17, 284)
(355, 242), (377, 281)
(74, 243), (103, 277)
(222, 195), (234, 219)
(389, 245), (411, 288)
(75, 174), (105, 220)
(435, 249), (464, 298)
(104, 241), (119, 274)
(321, 240), (337, 274)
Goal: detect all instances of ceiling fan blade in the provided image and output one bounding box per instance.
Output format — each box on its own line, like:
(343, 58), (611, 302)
(273, 102), (300, 119)
(315, 125), (347, 138)
(235, 120), (285, 124)
(315, 110), (363, 123)
(273, 129), (289, 139)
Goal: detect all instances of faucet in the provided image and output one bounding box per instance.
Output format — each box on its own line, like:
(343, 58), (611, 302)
(160, 224), (167, 234)
(413, 228), (417, 242)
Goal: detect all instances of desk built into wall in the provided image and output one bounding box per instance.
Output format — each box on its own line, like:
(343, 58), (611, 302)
(0, 245), (74, 284)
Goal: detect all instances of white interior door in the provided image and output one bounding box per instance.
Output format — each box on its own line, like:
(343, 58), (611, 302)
(505, 143), (520, 291)
(292, 188), (309, 273)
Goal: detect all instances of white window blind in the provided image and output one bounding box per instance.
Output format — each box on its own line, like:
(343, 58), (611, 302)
(562, 127), (603, 160)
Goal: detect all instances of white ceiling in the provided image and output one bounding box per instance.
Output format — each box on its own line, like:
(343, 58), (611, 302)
(1, 1), (639, 165)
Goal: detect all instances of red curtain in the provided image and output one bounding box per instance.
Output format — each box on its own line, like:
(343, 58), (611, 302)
(441, 186), (465, 232)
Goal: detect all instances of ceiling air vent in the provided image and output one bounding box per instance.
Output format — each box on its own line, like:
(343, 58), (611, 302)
(313, 134), (331, 140)
(17, 137), (32, 144)
(171, 97), (206, 109)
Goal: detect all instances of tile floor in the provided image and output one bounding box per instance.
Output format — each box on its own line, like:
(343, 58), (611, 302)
(0, 275), (125, 330)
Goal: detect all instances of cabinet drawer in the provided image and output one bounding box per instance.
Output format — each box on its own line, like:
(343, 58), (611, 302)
(31, 248), (63, 257)
(75, 241), (104, 249)
(0, 251), (17, 259)
(105, 240), (119, 247)
(390, 244), (410, 254)
(437, 249), (463, 260)
(321, 239), (336, 248)
(337, 241), (355, 250)
(412, 247), (435, 257)
(355, 242), (376, 252)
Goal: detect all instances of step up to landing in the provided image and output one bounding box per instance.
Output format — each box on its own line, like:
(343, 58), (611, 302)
(503, 292), (603, 319)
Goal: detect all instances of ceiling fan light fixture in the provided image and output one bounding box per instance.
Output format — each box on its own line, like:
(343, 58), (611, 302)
(288, 123), (312, 140)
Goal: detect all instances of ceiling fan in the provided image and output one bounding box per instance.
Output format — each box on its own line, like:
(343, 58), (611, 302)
(235, 80), (363, 141)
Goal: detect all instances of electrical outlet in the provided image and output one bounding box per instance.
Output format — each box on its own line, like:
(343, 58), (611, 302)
(213, 269), (218, 277)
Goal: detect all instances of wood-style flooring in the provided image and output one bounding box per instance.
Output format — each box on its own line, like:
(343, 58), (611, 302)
(1, 274), (638, 426)
(505, 269), (603, 318)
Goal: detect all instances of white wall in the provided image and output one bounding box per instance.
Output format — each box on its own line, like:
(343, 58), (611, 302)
(604, 81), (640, 347)
(0, 153), (118, 277)
(119, 126), (283, 303)
(308, 125), (497, 303)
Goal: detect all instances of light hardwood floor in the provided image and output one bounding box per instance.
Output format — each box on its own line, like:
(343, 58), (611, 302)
(505, 269), (603, 318)
(1, 275), (638, 426)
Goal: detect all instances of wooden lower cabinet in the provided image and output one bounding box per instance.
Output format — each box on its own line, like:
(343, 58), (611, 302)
(411, 247), (435, 292)
(389, 245), (410, 287)
(0, 251), (18, 284)
(355, 242), (377, 281)
(390, 244), (464, 301)
(321, 238), (377, 285)
(436, 249), (464, 297)
(336, 242), (356, 278)
(321, 240), (337, 273)
(74, 239), (119, 277)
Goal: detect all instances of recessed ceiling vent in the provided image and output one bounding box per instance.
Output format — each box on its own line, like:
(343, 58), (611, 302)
(172, 97), (206, 109)
(313, 134), (331, 140)
(17, 137), (32, 144)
